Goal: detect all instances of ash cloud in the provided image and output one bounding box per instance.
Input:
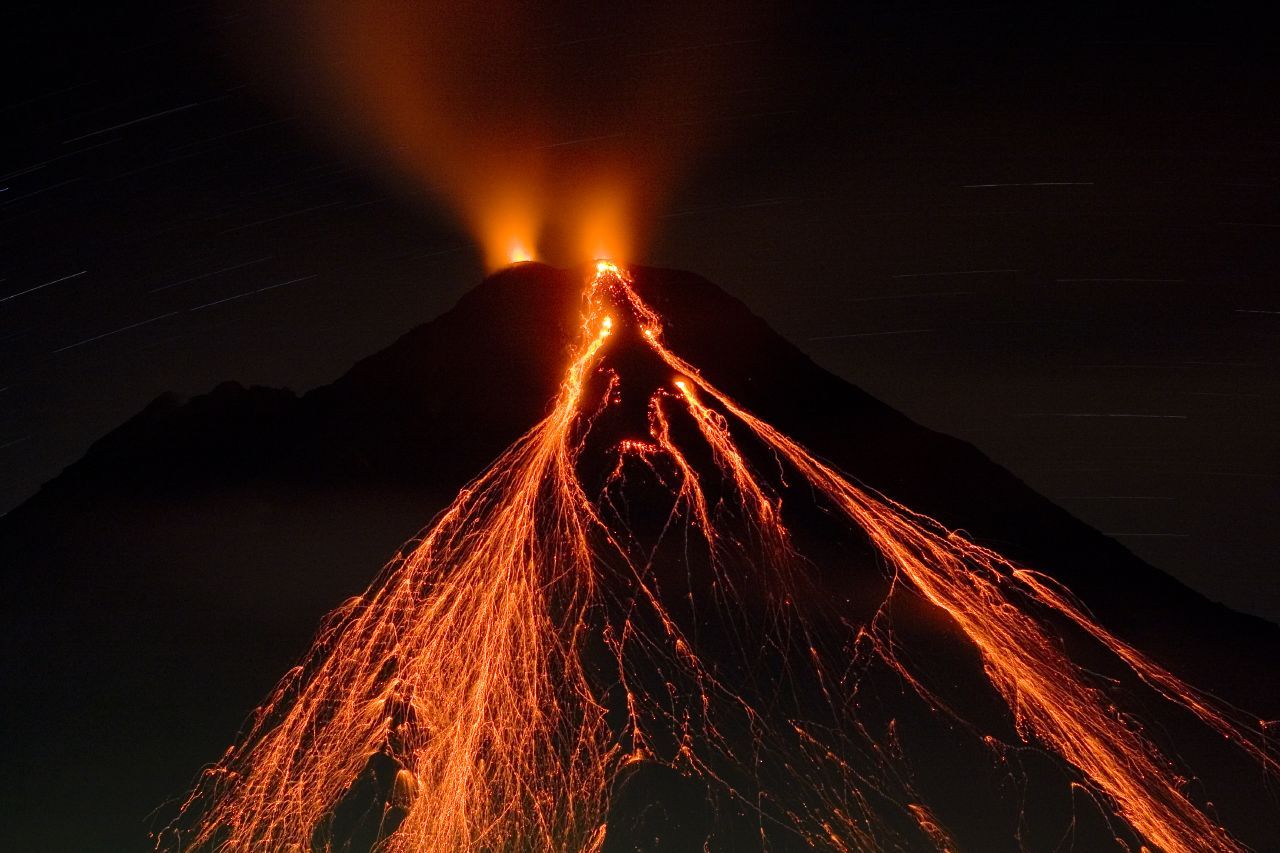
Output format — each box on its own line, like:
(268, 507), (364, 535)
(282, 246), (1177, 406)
(242, 0), (773, 268)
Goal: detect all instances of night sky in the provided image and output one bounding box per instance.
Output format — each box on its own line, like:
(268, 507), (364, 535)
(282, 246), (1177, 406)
(2, 1), (1277, 621)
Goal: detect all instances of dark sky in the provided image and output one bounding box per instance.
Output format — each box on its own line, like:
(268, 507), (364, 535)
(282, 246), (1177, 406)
(1, 1), (1277, 619)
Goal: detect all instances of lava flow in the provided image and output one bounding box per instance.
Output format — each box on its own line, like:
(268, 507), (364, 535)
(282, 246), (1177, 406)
(163, 262), (1276, 852)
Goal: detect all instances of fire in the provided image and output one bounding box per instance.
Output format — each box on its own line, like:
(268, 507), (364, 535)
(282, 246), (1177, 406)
(162, 263), (1276, 852)
(508, 243), (535, 265)
(483, 196), (541, 269)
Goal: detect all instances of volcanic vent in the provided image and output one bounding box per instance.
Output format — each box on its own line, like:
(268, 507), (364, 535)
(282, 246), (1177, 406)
(142, 263), (1279, 852)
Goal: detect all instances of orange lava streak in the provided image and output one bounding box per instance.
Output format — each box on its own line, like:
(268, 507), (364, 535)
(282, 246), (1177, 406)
(169, 286), (619, 852)
(166, 262), (1274, 853)
(638, 304), (1271, 852)
(648, 394), (714, 538)
(674, 379), (790, 564)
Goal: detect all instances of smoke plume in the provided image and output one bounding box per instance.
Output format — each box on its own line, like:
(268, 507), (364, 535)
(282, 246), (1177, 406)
(248, 0), (771, 268)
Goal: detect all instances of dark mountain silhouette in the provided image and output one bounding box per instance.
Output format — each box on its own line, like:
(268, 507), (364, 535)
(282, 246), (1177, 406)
(2, 264), (1277, 851)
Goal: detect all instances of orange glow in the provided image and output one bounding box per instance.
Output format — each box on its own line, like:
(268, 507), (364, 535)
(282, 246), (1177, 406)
(573, 189), (633, 266)
(255, 4), (772, 270)
(164, 263), (1276, 852)
(485, 194), (541, 269)
(508, 243), (535, 265)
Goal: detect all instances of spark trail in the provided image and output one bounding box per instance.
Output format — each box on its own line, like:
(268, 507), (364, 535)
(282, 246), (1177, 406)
(164, 263), (1275, 852)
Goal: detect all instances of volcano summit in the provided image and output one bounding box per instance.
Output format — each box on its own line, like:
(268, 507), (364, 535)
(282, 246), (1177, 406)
(2, 264), (1277, 852)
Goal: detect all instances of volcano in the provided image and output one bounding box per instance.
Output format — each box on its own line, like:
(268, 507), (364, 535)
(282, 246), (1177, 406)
(2, 263), (1277, 852)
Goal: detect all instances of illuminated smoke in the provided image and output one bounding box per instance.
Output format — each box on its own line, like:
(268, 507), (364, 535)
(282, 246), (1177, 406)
(162, 264), (1276, 852)
(247, 1), (772, 268)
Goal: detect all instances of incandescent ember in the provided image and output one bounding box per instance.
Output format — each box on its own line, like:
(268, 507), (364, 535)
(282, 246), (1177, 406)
(161, 263), (1277, 852)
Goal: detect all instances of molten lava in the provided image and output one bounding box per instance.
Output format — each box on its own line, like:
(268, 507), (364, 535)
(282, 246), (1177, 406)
(163, 264), (1275, 852)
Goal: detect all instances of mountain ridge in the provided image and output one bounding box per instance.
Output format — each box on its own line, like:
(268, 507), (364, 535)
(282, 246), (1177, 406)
(18, 264), (1273, 633)
(2, 263), (1276, 851)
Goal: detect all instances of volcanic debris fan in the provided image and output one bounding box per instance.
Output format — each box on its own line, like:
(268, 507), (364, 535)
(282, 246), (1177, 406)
(162, 262), (1276, 852)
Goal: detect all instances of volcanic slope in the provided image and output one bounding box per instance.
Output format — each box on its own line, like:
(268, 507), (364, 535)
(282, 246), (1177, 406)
(2, 263), (1277, 851)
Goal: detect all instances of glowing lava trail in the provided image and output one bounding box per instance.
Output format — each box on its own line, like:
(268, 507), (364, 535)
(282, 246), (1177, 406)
(164, 263), (1275, 852)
